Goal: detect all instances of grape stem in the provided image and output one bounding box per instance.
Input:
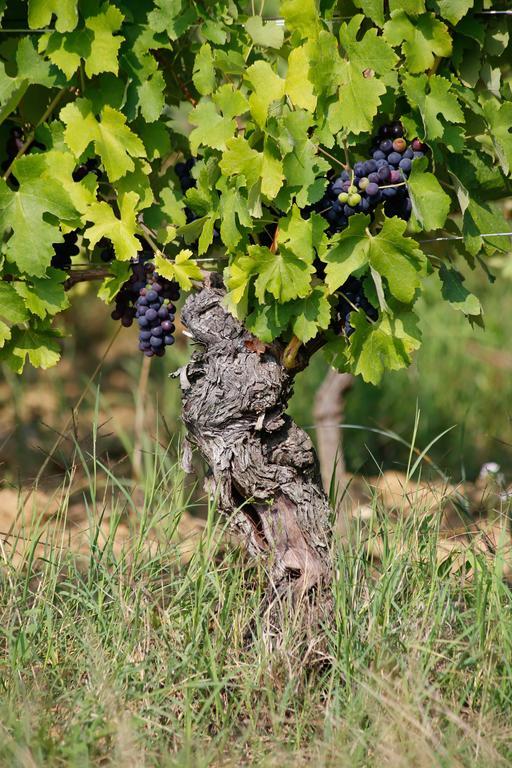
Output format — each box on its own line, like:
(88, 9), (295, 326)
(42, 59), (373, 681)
(63, 268), (112, 290)
(317, 145), (348, 170)
(2, 88), (69, 181)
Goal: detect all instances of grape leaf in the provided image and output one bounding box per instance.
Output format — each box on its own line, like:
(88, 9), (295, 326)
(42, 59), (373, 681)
(212, 84), (249, 120)
(339, 16), (398, 75)
(0, 37), (54, 108)
(262, 143), (284, 200)
(154, 250), (202, 291)
(281, 0), (320, 39)
(288, 287), (332, 343)
(390, 0), (425, 13)
(277, 206), (324, 265)
(138, 70), (166, 122)
(435, 0), (473, 25)
(28, 0), (78, 32)
(439, 264), (481, 315)
(245, 16), (284, 49)
(0, 156), (78, 277)
(97, 261), (132, 303)
(328, 63), (386, 136)
(246, 301), (293, 342)
(352, 0), (385, 27)
(147, 0), (198, 40)
(252, 245), (314, 303)
(245, 61), (285, 128)
(0, 283), (29, 324)
(220, 137), (262, 189)
(84, 192), (140, 261)
(84, 5), (124, 77)
(368, 217), (427, 303)
(322, 215), (371, 293)
(347, 309), (422, 384)
(14, 271), (69, 319)
(407, 157), (451, 230)
(402, 74), (463, 140)
(285, 46), (316, 112)
(5, 324), (62, 372)
(193, 44), (216, 96)
(61, 99), (146, 181)
(189, 100), (236, 153)
(384, 11), (452, 73)
(481, 99), (512, 176)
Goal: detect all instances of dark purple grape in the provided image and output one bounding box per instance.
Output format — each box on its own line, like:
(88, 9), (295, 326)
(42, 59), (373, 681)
(379, 139), (393, 154)
(138, 316), (149, 328)
(391, 122), (404, 138)
(344, 205), (356, 217)
(140, 330), (152, 340)
(368, 172), (379, 184)
(157, 306), (168, 320)
(354, 162), (365, 177)
(389, 170), (401, 183)
(387, 152), (402, 166)
(161, 320), (174, 332)
(382, 187), (397, 198)
(365, 159), (378, 173)
(145, 308), (158, 322)
(366, 183), (379, 196)
(144, 350), (154, 357)
(151, 326), (163, 337)
(150, 336), (163, 347)
(378, 165), (391, 182)
(164, 335), (175, 346)
(373, 150), (386, 161)
(404, 148), (414, 159)
(399, 158), (412, 172)
(413, 151), (424, 159)
(146, 290), (158, 302)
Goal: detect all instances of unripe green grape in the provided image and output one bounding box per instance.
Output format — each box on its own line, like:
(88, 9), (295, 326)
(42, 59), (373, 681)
(348, 185), (358, 194)
(358, 177), (369, 190)
(348, 193), (361, 206)
(338, 192), (349, 203)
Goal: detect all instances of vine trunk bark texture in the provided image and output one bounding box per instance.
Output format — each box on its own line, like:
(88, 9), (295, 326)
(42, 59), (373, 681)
(176, 276), (333, 623)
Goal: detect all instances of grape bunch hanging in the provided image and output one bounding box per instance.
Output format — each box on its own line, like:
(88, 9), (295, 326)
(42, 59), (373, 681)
(317, 122), (427, 233)
(110, 258), (180, 358)
(336, 277), (378, 338)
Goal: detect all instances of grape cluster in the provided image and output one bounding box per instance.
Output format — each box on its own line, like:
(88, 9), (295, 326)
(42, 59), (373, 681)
(110, 257), (180, 358)
(336, 276), (378, 337)
(135, 276), (178, 358)
(51, 231), (80, 270)
(317, 122), (427, 233)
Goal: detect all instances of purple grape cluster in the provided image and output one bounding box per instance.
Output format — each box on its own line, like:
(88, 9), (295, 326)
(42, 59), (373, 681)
(51, 231), (80, 270)
(135, 275), (179, 358)
(337, 276), (378, 337)
(318, 123), (427, 233)
(110, 260), (149, 328)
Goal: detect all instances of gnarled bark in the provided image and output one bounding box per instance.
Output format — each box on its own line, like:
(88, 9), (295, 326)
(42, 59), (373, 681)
(176, 277), (333, 620)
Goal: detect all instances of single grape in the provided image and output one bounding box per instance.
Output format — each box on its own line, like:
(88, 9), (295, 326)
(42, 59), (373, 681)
(358, 177), (369, 190)
(378, 165), (391, 182)
(150, 336), (163, 347)
(373, 150), (386, 161)
(161, 320), (174, 333)
(344, 205), (356, 217)
(392, 138), (407, 153)
(399, 158), (412, 172)
(368, 172), (379, 184)
(151, 326), (164, 337)
(387, 152), (402, 166)
(338, 192), (349, 203)
(348, 193), (361, 207)
(365, 159), (378, 173)
(140, 330), (152, 341)
(157, 306), (169, 319)
(164, 335), (175, 346)
(347, 184), (358, 194)
(146, 290), (158, 302)
(353, 162), (365, 177)
(379, 139), (393, 154)
(411, 138), (426, 151)
(404, 148), (414, 159)
(366, 183), (380, 196)
(389, 169), (401, 183)
(138, 316), (149, 328)
(145, 308), (158, 322)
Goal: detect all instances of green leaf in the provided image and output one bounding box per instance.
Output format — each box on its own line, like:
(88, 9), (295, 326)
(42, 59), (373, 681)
(14, 271), (69, 319)
(368, 217), (427, 303)
(6, 324), (62, 372)
(261, 143), (284, 199)
(252, 245), (314, 303)
(352, 0), (385, 27)
(147, 0), (198, 41)
(245, 60), (285, 128)
(154, 250), (202, 291)
(328, 63), (386, 136)
(212, 84), (249, 120)
(384, 11), (452, 73)
(60, 99), (146, 181)
(246, 301), (292, 342)
(347, 309), (422, 384)
(277, 205), (324, 264)
(390, 0), (425, 13)
(435, 0), (473, 25)
(339, 16), (398, 75)
(289, 286), (332, 343)
(28, 0), (78, 32)
(407, 157), (451, 230)
(402, 74), (463, 140)
(189, 100), (235, 153)
(0, 37), (54, 109)
(439, 264), (481, 315)
(193, 44), (216, 96)
(281, 0), (320, 39)
(97, 261), (132, 303)
(245, 16), (284, 49)
(84, 192), (140, 261)
(220, 136), (263, 189)
(0, 283), (29, 324)
(219, 185), (251, 251)
(285, 45), (316, 112)
(481, 99), (512, 176)
(322, 215), (371, 293)
(0, 155), (78, 277)
(138, 70), (166, 123)
(224, 254), (258, 318)
(84, 4), (124, 78)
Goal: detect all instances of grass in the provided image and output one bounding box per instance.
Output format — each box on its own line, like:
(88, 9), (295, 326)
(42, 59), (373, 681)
(1, 427), (512, 768)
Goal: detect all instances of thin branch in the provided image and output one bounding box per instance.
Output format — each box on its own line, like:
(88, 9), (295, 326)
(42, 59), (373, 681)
(64, 268), (112, 290)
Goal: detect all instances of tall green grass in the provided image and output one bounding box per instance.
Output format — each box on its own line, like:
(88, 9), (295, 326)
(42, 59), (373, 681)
(1, 437), (512, 767)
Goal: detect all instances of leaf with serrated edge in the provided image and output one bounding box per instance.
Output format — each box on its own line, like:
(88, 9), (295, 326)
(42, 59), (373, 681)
(368, 217), (427, 303)
(285, 46), (316, 112)
(322, 215), (370, 293)
(245, 16), (284, 49)
(384, 11), (452, 73)
(154, 250), (202, 291)
(28, 0), (78, 32)
(245, 60), (285, 128)
(402, 74), (463, 139)
(439, 264), (481, 315)
(14, 271), (69, 319)
(328, 62), (386, 136)
(0, 283), (29, 323)
(348, 310), (421, 384)
(252, 245), (314, 303)
(84, 192), (140, 261)
(407, 157), (451, 230)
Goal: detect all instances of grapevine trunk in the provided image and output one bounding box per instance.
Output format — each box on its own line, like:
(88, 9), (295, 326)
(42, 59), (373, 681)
(176, 275), (333, 633)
